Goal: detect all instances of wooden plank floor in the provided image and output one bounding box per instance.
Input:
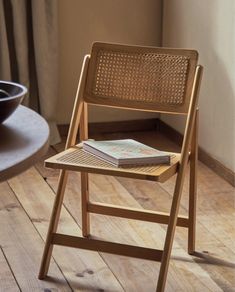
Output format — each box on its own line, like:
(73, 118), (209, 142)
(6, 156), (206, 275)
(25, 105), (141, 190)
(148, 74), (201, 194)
(0, 130), (234, 291)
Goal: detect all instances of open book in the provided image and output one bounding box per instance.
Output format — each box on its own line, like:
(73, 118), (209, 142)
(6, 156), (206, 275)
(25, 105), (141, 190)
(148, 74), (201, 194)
(83, 139), (170, 167)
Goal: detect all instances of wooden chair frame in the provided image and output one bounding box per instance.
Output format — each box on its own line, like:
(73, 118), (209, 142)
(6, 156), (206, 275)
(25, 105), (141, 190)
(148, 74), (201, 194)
(38, 43), (203, 292)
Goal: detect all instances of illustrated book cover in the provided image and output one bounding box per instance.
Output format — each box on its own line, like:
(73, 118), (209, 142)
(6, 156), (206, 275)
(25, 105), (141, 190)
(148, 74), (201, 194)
(83, 139), (170, 167)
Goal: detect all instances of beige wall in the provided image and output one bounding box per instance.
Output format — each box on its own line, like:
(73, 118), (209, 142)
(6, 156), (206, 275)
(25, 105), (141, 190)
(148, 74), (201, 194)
(163, 0), (235, 171)
(57, 0), (162, 124)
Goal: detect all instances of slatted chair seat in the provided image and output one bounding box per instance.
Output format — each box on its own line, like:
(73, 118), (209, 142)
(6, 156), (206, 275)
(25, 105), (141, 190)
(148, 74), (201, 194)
(45, 144), (181, 182)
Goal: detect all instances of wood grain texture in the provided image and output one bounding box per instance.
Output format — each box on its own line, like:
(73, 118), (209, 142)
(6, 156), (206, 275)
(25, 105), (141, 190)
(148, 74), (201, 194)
(114, 135), (235, 291)
(87, 201), (189, 227)
(188, 108), (198, 254)
(46, 169), (222, 292)
(53, 132), (235, 291)
(41, 140), (224, 292)
(52, 233), (163, 261)
(8, 168), (123, 291)
(80, 102), (90, 237)
(0, 182), (71, 291)
(0, 129), (234, 291)
(0, 247), (20, 292)
(39, 55), (90, 279)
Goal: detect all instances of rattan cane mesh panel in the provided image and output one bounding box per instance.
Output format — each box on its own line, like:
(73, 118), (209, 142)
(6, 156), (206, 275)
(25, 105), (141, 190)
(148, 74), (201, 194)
(91, 50), (189, 106)
(56, 147), (177, 175)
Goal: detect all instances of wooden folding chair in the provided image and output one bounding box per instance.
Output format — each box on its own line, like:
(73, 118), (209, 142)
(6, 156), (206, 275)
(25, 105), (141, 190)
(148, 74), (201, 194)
(38, 42), (203, 291)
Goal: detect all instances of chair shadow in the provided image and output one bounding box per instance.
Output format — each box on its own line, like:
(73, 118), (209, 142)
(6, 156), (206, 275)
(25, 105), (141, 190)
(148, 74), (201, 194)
(173, 251), (235, 269)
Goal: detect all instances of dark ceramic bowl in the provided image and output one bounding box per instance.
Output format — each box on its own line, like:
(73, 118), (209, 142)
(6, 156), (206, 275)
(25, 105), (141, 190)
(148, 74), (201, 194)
(0, 81), (27, 124)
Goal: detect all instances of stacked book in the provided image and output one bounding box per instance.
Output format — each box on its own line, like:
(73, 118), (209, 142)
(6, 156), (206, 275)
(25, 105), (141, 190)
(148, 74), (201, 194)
(83, 139), (170, 167)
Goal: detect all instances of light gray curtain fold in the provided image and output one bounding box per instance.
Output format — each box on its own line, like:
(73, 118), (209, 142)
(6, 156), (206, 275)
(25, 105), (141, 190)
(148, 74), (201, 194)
(0, 0), (60, 145)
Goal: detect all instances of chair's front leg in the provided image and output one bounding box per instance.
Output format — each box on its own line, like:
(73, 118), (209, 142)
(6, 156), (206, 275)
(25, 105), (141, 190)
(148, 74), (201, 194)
(188, 109), (198, 254)
(38, 169), (68, 279)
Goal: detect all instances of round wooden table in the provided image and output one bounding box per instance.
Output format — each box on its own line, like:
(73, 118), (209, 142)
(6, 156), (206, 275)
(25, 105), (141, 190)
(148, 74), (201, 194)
(0, 105), (49, 182)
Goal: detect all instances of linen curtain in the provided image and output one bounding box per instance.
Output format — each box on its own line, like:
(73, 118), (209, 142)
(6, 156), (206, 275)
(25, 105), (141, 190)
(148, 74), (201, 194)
(0, 0), (60, 144)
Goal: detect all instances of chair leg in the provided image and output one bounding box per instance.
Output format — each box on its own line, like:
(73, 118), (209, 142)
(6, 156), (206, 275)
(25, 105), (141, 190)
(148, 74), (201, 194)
(38, 170), (68, 279)
(188, 109), (198, 254)
(81, 172), (90, 237)
(156, 187), (182, 292)
(188, 155), (197, 254)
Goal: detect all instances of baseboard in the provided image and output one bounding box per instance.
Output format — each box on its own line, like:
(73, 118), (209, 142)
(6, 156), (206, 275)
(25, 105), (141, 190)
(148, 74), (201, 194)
(58, 119), (235, 186)
(158, 119), (235, 187)
(58, 118), (158, 136)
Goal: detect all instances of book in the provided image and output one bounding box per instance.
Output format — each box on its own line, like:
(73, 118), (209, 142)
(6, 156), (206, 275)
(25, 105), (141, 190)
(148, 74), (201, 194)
(82, 139), (170, 167)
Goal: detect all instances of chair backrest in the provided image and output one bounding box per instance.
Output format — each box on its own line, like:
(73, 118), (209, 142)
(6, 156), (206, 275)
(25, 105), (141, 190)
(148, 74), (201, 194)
(84, 42), (198, 114)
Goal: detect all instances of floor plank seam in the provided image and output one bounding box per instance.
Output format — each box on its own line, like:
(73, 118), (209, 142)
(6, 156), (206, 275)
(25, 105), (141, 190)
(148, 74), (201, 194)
(33, 139), (235, 291)
(36, 165), (127, 291)
(42, 146), (201, 288)
(116, 179), (235, 291)
(6, 179), (74, 292)
(98, 252), (126, 291)
(34, 164), (128, 290)
(35, 164), (89, 235)
(0, 246), (22, 292)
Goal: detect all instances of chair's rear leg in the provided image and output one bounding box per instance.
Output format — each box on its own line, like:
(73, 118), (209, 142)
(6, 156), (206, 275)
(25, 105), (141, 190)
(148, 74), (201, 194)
(188, 155), (197, 254)
(188, 109), (198, 254)
(81, 172), (90, 237)
(79, 101), (90, 237)
(38, 170), (68, 279)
